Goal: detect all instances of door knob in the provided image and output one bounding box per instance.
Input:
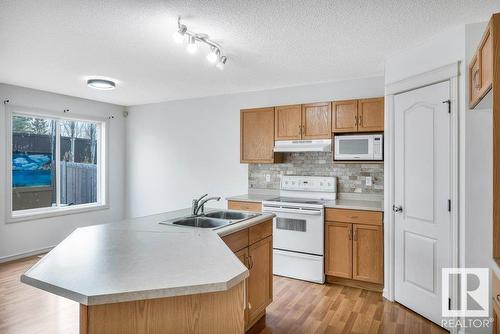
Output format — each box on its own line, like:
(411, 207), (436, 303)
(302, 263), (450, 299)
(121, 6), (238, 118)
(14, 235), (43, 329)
(392, 205), (403, 213)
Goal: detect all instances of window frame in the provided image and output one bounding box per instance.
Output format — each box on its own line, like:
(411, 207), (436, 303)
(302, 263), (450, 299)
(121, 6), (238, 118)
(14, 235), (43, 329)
(5, 105), (109, 223)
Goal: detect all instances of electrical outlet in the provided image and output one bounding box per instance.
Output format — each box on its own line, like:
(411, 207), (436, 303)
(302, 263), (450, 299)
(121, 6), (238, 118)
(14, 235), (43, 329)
(366, 176), (372, 186)
(265, 174), (271, 182)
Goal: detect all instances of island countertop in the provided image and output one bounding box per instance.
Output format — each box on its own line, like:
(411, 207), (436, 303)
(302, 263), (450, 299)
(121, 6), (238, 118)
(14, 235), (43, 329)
(21, 208), (274, 306)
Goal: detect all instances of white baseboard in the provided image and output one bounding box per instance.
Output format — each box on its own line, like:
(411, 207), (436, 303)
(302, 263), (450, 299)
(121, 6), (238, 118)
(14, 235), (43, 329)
(0, 246), (55, 263)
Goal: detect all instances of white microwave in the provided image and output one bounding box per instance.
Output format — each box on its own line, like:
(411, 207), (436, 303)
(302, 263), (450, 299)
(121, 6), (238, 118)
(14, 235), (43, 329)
(334, 134), (383, 161)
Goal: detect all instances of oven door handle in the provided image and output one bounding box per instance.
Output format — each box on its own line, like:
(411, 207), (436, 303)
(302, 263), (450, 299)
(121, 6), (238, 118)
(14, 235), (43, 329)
(262, 207), (322, 215)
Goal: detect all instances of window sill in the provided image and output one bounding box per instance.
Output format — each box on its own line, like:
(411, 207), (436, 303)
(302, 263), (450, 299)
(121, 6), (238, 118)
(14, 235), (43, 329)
(7, 203), (109, 223)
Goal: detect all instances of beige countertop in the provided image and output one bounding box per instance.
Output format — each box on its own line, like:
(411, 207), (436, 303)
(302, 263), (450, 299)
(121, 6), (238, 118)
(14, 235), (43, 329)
(226, 193), (278, 203)
(21, 208), (274, 306)
(227, 193), (384, 212)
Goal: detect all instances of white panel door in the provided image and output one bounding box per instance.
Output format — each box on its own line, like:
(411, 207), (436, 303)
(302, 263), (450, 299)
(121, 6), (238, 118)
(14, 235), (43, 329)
(394, 81), (451, 327)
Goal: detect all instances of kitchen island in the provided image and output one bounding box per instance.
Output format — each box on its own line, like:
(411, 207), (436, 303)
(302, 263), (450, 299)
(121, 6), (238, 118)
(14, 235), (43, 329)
(21, 208), (274, 334)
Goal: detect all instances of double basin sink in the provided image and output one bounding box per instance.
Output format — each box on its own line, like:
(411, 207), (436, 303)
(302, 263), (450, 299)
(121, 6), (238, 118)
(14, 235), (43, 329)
(160, 210), (260, 229)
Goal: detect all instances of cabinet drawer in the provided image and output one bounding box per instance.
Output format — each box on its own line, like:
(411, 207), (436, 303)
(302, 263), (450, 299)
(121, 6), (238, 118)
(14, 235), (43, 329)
(222, 229), (249, 253)
(249, 219), (273, 245)
(228, 200), (262, 213)
(325, 208), (382, 225)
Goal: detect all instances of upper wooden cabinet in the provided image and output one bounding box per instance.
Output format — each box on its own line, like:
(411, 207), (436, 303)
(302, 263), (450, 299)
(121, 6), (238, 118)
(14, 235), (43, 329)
(332, 97), (384, 133)
(302, 102), (332, 139)
(240, 108), (281, 163)
(331, 100), (358, 133)
(275, 105), (302, 140)
(358, 98), (384, 132)
(469, 19), (493, 109)
(274, 102), (331, 140)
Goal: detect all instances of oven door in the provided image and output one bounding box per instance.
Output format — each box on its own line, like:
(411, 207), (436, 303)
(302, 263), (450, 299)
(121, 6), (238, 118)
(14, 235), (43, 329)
(334, 135), (373, 160)
(263, 205), (324, 255)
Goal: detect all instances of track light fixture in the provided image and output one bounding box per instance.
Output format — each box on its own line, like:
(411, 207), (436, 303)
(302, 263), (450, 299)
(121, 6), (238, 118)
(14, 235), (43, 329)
(173, 16), (228, 70)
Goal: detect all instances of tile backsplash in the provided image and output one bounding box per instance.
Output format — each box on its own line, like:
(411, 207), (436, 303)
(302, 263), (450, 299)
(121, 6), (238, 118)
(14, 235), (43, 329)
(248, 152), (383, 194)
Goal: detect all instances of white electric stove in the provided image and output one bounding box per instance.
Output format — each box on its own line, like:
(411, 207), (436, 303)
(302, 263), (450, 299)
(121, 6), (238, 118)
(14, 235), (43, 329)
(262, 175), (337, 284)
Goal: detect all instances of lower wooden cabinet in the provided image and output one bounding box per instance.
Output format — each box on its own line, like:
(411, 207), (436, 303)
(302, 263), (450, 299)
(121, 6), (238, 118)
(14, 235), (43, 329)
(494, 303), (500, 334)
(325, 209), (383, 286)
(325, 222), (352, 279)
(221, 220), (273, 331)
(247, 236), (272, 325)
(352, 224), (383, 284)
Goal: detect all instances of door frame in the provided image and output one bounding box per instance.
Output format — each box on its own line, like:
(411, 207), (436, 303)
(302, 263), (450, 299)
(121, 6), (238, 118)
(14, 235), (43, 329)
(384, 62), (460, 331)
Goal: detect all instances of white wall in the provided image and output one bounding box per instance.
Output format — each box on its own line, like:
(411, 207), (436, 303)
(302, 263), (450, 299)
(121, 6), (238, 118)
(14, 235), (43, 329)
(0, 83), (126, 261)
(125, 77), (384, 218)
(465, 22), (492, 270)
(385, 25), (466, 85)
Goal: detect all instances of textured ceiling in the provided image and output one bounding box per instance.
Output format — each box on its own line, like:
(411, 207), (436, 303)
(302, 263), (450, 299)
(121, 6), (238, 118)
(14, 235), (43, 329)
(0, 0), (499, 106)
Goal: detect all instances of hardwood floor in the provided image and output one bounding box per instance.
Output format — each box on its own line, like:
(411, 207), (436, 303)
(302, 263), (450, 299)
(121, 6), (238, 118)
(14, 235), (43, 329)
(0, 256), (446, 334)
(249, 276), (447, 334)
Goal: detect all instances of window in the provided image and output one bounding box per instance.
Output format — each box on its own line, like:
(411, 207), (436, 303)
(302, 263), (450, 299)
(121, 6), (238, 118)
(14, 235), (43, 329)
(8, 109), (107, 220)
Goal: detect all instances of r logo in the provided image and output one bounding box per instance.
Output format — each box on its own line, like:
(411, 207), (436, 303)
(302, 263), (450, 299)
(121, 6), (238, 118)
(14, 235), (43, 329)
(442, 268), (489, 317)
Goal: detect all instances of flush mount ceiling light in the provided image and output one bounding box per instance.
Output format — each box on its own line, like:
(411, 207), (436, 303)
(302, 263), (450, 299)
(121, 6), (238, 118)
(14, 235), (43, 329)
(87, 79), (116, 90)
(173, 16), (228, 70)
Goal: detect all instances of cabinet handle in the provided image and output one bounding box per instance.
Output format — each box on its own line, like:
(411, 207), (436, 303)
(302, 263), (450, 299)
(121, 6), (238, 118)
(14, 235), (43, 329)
(353, 229), (357, 241)
(248, 255), (254, 269)
(244, 254), (250, 269)
(348, 228), (352, 240)
(350, 216), (359, 219)
(299, 124), (302, 135)
(354, 115), (358, 126)
(248, 303), (252, 310)
(359, 115), (363, 127)
(473, 67), (481, 89)
(496, 294), (500, 302)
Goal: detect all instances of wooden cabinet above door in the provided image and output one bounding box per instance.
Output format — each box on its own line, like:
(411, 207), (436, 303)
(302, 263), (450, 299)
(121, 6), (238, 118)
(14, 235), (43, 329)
(302, 102), (332, 139)
(469, 19), (493, 109)
(275, 105), (302, 140)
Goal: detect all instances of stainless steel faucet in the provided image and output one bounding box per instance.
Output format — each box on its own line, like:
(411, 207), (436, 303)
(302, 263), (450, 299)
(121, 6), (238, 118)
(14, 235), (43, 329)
(191, 194), (207, 215)
(192, 194), (221, 216)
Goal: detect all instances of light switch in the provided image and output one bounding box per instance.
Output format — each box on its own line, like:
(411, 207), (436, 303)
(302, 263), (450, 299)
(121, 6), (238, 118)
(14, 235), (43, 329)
(366, 176), (372, 186)
(265, 174), (271, 182)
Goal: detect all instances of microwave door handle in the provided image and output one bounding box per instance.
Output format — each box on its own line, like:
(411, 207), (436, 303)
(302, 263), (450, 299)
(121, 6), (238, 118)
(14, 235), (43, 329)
(262, 207), (322, 215)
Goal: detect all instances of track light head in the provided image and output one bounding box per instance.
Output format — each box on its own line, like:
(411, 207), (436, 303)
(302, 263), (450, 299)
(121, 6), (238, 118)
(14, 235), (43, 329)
(216, 56), (227, 70)
(206, 46), (220, 63)
(186, 35), (197, 54)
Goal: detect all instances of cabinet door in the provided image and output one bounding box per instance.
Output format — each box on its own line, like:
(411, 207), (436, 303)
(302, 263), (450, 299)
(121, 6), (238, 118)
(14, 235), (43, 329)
(352, 224), (383, 284)
(358, 98), (384, 132)
(275, 105), (302, 140)
(469, 23), (493, 108)
(325, 222), (352, 279)
(301, 102), (331, 139)
(248, 235), (272, 324)
(240, 108), (276, 163)
(234, 248), (249, 326)
(331, 100), (358, 133)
